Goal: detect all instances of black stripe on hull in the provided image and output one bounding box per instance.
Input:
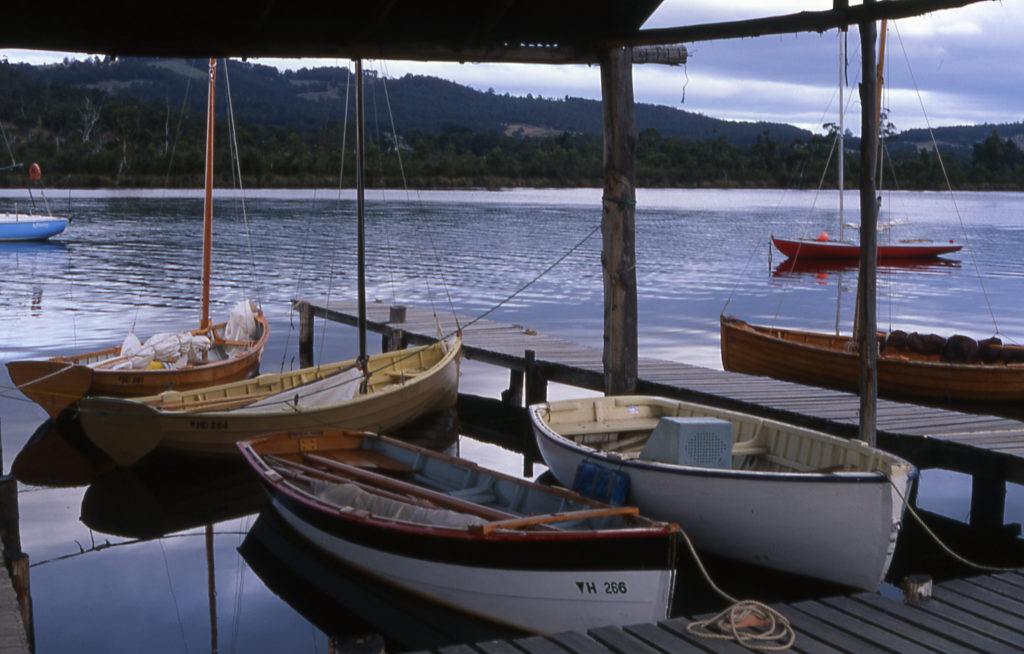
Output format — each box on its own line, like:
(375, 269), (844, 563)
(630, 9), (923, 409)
(270, 486), (678, 573)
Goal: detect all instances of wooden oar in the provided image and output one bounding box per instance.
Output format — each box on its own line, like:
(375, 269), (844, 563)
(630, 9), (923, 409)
(469, 506), (639, 535)
(267, 455), (442, 510)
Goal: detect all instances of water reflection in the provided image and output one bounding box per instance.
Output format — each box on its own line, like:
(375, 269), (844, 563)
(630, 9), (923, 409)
(771, 255), (961, 280)
(240, 509), (525, 651)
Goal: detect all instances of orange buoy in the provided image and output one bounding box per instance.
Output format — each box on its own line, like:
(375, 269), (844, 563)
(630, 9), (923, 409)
(815, 231), (829, 242)
(28, 163), (41, 182)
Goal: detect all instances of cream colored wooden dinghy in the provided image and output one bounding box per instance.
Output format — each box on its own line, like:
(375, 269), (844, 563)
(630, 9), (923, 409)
(530, 394), (916, 591)
(78, 336), (460, 466)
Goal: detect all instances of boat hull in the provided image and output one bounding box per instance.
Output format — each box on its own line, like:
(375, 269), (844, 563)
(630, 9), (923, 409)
(7, 314), (270, 418)
(241, 429), (678, 634)
(720, 315), (1024, 405)
(0, 215), (67, 241)
(530, 395), (914, 591)
(772, 236), (961, 260)
(79, 337), (461, 465)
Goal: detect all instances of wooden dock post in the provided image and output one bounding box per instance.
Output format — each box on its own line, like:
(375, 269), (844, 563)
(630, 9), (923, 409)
(856, 1), (879, 446)
(501, 369), (524, 408)
(600, 46), (639, 396)
(0, 419), (32, 650)
(382, 328), (407, 352)
(970, 472), (1007, 531)
(297, 300), (314, 368)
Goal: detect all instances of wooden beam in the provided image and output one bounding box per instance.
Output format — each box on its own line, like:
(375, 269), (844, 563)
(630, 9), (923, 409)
(618, 0), (991, 46)
(600, 47), (639, 396)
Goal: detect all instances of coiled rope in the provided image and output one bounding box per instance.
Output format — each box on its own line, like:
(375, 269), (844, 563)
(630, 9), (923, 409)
(677, 528), (796, 651)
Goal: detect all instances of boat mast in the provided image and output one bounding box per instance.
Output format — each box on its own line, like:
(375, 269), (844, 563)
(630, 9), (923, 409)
(838, 31), (845, 242)
(201, 58), (216, 331)
(354, 60), (367, 370)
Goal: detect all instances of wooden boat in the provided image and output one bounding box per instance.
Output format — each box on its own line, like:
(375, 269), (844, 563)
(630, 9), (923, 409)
(721, 314), (1024, 406)
(238, 427), (681, 634)
(0, 212), (67, 241)
(530, 394), (916, 591)
(6, 59), (268, 419)
(771, 235), (962, 260)
(78, 335), (461, 466)
(772, 34), (959, 263)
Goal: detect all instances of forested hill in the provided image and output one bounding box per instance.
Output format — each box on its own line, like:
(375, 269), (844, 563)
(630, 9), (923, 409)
(2, 56), (1023, 189)
(9, 57), (809, 146)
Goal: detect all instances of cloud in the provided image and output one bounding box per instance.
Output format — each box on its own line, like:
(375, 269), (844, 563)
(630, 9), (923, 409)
(2, 0), (1021, 134)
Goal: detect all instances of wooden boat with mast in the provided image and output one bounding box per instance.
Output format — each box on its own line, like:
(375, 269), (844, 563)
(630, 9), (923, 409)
(77, 60), (462, 467)
(721, 26), (998, 408)
(239, 427), (681, 634)
(7, 59), (269, 419)
(77, 334), (461, 466)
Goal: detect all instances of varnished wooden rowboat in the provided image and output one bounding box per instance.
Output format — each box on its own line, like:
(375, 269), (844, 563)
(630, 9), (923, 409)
(720, 314), (1024, 406)
(531, 394), (915, 591)
(78, 336), (461, 466)
(8, 311), (270, 419)
(7, 61), (269, 418)
(239, 427), (681, 634)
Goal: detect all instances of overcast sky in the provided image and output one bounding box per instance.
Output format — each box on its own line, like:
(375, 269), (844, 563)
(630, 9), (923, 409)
(2, 1), (1020, 135)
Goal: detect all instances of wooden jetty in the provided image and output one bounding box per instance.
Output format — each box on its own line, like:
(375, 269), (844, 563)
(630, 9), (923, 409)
(296, 299), (1024, 533)
(297, 299), (1024, 654)
(406, 571), (1024, 654)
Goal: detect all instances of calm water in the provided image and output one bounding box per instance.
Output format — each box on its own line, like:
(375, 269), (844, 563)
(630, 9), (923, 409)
(2, 187), (1023, 651)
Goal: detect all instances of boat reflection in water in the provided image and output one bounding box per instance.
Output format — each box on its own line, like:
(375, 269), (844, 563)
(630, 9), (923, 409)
(772, 255), (960, 281)
(241, 508), (526, 651)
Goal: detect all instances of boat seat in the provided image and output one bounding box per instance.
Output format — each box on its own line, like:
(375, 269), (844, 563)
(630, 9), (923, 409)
(310, 449), (413, 473)
(559, 418), (660, 437)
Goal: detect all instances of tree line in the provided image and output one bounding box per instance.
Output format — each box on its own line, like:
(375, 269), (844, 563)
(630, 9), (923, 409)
(2, 62), (1023, 191)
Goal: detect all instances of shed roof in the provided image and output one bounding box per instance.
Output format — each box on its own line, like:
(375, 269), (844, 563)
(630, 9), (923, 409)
(0, 1), (666, 63)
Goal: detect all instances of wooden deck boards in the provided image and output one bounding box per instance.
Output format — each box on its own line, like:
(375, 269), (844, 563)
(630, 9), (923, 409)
(409, 572), (1024, 654)
(294, 300), (1024, 654)
(298, 299), (1024, 482)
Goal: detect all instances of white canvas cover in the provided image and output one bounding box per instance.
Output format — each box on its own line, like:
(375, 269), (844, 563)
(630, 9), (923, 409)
(234, 366), (363, 412)
(224, 300), (258, 343)
(102, 330), (213, 370)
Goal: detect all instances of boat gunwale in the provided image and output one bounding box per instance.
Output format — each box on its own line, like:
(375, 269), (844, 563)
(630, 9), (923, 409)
(724, 315), (1024, 372)
(529, 398), (914, 485)
(240, 431), (681, 544)
(134, 335), (460, 416)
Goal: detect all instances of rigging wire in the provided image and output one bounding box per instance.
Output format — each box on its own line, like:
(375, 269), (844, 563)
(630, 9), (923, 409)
(377, 61), (460, 332)
(893, 22), (999, 338)
(162, 74), (193, 189)
(222, 59), (264, 313)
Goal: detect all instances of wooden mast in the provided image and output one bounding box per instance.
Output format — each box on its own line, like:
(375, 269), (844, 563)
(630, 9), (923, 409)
(354, 60), (367, 370)
(200, 57), (216, 331)
(856, 5), (879, 446)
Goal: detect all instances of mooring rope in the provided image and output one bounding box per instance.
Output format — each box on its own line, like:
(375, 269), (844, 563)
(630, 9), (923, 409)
(676, 527), (796, 651)
(889, 474), (1022, 574)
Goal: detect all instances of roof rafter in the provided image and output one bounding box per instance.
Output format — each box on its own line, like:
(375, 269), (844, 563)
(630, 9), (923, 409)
(615, 0), (992, 47)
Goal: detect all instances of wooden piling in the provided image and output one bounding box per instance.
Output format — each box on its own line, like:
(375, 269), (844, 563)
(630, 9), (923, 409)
(599, 46), (639, 396)
(297, 300), (314, 368)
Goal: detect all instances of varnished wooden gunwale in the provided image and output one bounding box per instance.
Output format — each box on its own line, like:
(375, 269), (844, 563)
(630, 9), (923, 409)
(720, 315), (1024, 404)
(7, 314), (270, 418)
